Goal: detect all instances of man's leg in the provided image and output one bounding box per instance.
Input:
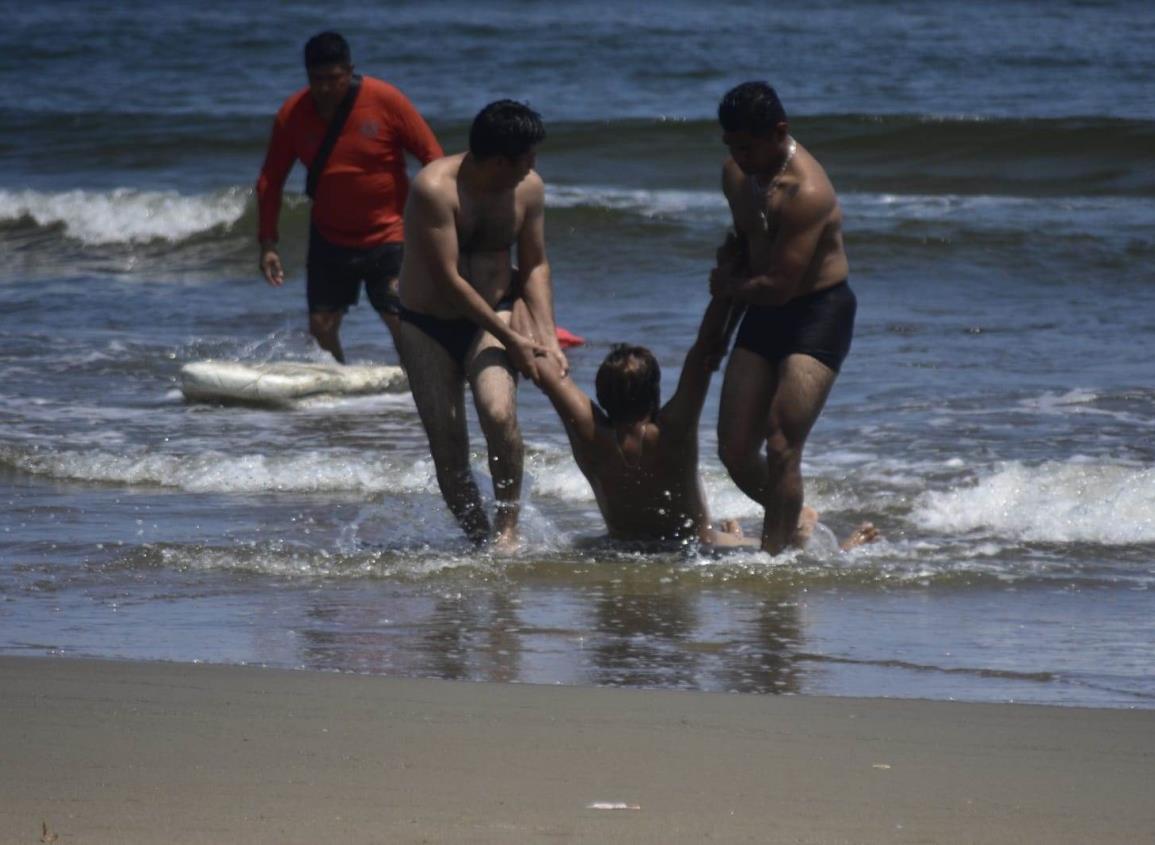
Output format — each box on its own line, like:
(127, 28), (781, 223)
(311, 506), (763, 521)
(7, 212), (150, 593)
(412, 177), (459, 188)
(308, 310), (346, 364)
(374, 279), (404, 367)
(378, 309), (404, 363)
(717, 348), (777, 502)
(306, 229), (359, 365)
(466, 312), (522, 550)
(396, 320), (489, 545)
(759, 354), (838, 554)
(363, 244), (406, 366)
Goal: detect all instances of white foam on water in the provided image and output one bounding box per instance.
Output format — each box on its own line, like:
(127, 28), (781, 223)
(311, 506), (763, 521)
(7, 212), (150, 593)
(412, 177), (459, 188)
(547, 184), (722, 218)
(844, 192), (1151, 228)
(1017, 389), (1155, 427)
(913, 460), (1155, 544)
(4, 446), (440, 495)
(0, 186), (249, 245)
(526, 452), (596, 501)
(156, 543), (485, 580)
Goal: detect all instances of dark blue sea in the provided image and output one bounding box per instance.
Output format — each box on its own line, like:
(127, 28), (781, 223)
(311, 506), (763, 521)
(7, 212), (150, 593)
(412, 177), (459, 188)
(2, 0), (1154, 707)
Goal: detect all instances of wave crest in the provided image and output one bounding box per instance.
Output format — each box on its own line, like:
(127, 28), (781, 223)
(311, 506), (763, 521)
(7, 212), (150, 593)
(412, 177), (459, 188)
(0, 187), (251, 245)
(913, 460), (1155, 545)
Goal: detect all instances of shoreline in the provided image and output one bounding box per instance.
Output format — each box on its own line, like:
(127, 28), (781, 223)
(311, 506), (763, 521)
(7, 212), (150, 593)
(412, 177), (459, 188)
(3, 655), (1153, 843)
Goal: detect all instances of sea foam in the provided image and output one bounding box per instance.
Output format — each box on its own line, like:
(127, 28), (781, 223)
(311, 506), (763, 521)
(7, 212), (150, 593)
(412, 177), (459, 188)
(1, 445), (439, 495)
(0, 187), (249, 245)
(913, 460), (1155, 544)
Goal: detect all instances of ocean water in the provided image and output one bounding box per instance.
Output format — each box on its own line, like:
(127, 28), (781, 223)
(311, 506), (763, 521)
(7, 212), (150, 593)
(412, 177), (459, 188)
(2, 0), (1154, 708)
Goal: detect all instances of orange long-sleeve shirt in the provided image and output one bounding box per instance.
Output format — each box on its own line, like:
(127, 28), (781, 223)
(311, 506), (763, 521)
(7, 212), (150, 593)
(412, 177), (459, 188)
(256, 76), (442, 248)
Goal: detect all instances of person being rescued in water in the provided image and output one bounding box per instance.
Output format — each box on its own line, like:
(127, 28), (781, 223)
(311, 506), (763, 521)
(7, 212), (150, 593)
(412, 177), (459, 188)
(530, 295), (878, 551)
(396, 100), (566, 552)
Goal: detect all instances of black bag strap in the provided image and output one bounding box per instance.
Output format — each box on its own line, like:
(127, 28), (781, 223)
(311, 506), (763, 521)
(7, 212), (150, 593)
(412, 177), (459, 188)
(306, 74), (362, 200)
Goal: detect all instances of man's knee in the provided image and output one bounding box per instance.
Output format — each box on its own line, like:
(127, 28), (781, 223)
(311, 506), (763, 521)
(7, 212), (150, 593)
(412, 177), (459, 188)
(764, 430), (802, 474)
(427, 426), (472, 471)
(309, 311), (342, 337)
(719, 435), (759, 476)
(476, 400), (519, 443)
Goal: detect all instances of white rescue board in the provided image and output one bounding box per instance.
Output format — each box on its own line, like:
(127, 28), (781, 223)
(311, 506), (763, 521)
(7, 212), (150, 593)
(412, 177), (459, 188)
(179, 359), (407, 406)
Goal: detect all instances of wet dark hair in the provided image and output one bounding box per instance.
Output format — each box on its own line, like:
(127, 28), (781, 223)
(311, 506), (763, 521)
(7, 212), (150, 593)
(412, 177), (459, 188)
(718, 81), (787, 136)
(304, 32), (351, 68)
(595, 344), (661, 424)
(469, 100), (546, 160)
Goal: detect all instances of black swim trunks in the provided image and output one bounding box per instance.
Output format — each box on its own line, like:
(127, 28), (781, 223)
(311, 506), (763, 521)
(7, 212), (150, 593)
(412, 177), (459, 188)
(306, 225), (404, 315)
(733, 280), (856, 372)
(398, 297), (516, 368)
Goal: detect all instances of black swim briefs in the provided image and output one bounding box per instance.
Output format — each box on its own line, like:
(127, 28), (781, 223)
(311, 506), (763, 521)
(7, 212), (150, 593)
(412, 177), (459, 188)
(733, 280), (857, 372)
(306, 225), (404, 315)
(398, 297), (516, 368)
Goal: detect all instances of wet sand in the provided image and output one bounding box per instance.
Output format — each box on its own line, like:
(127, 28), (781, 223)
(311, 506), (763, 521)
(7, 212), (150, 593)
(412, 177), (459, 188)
(2, 656), (1152, 844)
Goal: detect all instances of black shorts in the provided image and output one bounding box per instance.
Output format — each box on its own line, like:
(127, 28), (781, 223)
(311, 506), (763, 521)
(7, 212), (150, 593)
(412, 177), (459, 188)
(733, 281), (857, 373)
(306, 225), (404, 315)
(398, 297), (516, 369)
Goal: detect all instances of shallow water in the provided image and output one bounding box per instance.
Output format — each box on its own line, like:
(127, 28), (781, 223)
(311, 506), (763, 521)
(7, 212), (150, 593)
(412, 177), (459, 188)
(2, 0), (1154, 707)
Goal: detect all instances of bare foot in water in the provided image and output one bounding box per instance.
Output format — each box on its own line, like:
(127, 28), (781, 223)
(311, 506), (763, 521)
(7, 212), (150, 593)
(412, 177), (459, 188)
(793, 505), (821, 546)
(490, 527), (522, 555)
(840, 522), (880, 551)
(719, 518), (744, 538)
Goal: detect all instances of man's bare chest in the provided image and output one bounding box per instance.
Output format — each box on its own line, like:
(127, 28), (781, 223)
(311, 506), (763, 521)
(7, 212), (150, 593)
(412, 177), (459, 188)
(457, 195), (521, 253)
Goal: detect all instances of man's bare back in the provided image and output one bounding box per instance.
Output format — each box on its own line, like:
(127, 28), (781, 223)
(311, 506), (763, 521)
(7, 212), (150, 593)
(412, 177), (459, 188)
(533, 297), (743, 547)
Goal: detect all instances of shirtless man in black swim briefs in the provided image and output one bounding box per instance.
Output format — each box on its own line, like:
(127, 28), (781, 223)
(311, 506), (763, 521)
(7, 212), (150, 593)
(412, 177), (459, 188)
(397, 100), (565, 551)
(709, 81), (858, 555)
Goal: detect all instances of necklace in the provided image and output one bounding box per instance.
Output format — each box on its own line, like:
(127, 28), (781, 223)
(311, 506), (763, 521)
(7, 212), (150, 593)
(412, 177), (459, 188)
(751, 136), (797, 233)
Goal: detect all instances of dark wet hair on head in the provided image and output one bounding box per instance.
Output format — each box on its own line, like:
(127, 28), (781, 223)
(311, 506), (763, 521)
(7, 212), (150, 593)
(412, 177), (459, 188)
(718, 81), (787, 135)
(595, 344), (661, 424)
(304, 32), (351, 68)
(469, 100), (546, 160)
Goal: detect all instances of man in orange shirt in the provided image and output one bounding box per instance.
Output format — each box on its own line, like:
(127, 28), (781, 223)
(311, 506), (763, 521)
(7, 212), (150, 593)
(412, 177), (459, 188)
(256, 32), (443, 363)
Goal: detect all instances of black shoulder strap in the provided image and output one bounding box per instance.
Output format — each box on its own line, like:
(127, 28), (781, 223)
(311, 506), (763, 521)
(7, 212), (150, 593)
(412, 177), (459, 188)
(306, 74), (362, 200)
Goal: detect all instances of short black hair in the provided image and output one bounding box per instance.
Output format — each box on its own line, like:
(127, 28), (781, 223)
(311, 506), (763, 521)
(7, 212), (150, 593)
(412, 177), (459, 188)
(595, 344), (661, 424)
(718, 81), (787, 136)
(469, 100), (546, 160)
(304, 32), (351, 68)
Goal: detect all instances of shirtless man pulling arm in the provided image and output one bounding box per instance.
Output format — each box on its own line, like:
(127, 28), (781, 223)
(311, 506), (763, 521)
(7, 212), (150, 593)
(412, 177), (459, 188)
(397, 100), (564, 550)
(710, 81), (859, 555)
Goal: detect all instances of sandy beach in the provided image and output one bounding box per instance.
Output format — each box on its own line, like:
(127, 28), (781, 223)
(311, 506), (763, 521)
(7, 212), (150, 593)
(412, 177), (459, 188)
(2, 656), (1152, 844)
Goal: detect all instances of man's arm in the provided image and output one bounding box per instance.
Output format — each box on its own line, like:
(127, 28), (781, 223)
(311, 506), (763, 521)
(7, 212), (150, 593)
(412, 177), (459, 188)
(710, 163), (833, 306)
(255, 109), (297, 287)
(531, 339), (600, 449)
(408, 175), (545, 379)
(387, 86), (444, 165)
(515, 175), (567, 374)
(659, 294), (732, 433)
